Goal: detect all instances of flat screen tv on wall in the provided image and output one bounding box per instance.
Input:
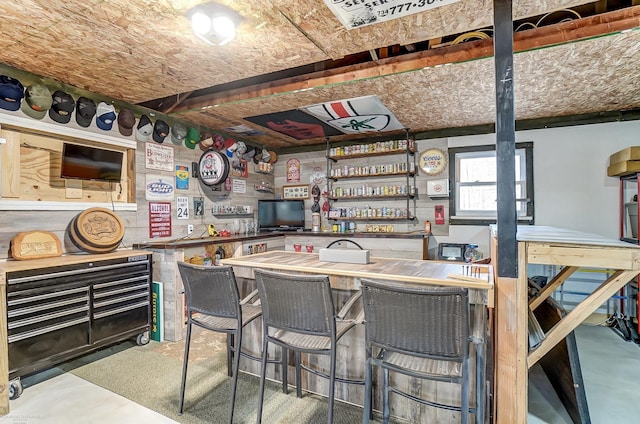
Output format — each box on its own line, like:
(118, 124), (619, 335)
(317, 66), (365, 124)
(60, 143), (124, 182)
(258, 199), (306, 231)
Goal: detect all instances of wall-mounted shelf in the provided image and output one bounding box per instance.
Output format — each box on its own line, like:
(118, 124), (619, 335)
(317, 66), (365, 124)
(327, 146), (416, 161)
(212, 213), (253, 218)
(330, 171), (415, 181)
(212, 206), (252, 216)
(255, 185), (274, 193)
(254, 165), (273, 175)
(328, 216), (416, 221)
(326, 134), (417, 223)
(328, 194), (415, 201)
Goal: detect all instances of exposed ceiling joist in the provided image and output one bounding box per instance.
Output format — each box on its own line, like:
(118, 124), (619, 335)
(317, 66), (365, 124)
(167, 5), (640, 115)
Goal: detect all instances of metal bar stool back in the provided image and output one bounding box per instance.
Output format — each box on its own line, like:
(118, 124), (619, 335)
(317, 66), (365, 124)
(254, 268), (361, 424)
(361, 279), (477, 424)
(177, 262), (262, 424)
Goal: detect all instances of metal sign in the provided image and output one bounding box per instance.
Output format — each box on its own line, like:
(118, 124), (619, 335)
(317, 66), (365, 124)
(324, 0), (461, 30)
(176, 196), (189, 220)
(300, 95), (404, 134)
(419, 148), (447, 176)
(145, 142), (174, 171)
(149, 202), (172, 238)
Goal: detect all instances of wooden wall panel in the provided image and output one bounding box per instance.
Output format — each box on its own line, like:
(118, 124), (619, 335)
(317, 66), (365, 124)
(0, 130), (20, 198)
(0, 129), (129, 203)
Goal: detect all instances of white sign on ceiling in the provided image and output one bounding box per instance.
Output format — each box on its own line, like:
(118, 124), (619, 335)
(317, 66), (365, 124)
(324, 0), (461, 30)
(300, 95), (404, 134)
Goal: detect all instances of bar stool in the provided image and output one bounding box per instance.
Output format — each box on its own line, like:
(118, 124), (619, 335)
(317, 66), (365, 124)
(254, 268), (363, 424)
(360, 279), (483, 424)
(177, 262), (286, 424)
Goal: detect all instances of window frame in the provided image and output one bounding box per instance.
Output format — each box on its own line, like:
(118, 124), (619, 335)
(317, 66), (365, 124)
(448, 142), (534, 226)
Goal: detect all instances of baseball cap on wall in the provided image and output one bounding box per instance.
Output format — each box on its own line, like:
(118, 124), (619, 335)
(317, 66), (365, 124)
(117, 108), (136, 136)
(171, 122), (187, 146)
(153, 119), (169, 143)
(48, 90), (74, 124)
(96, 102), (116, 130)
(225, 138), (237, 157)
(184, 127), (199, 149)
(75, 97), (96, 127)
(21, 85), (52, 119)
(136, 114), (153, 142)
(0, 75), (24, 111)
(242, 146), (256, 161)
(253, 147), (263, 164)
(213, 134), (224, 150)
(199, 132), (214, 151)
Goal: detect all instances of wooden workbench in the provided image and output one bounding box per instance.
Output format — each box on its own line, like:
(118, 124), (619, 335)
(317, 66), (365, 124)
(222, 251), (493, 423)
(492, 226), (640, 424)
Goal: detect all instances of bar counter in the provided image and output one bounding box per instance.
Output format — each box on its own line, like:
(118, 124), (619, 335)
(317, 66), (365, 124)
(222, 251), (494, 423)
(222, 250), (491, 297)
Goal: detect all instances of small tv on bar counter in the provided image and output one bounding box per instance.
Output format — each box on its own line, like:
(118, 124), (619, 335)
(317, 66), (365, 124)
(258, 199), (306, 231)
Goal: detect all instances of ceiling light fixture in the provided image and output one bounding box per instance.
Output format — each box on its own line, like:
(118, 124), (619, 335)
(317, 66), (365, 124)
(187, 2), (241, 46)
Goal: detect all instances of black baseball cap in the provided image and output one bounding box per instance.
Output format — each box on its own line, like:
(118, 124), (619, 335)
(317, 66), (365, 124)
(153, 119), (169, 143)
(0, 75), (24, 111)
(117, 108), (136, 136)
(135, 114), (153, 142)
(49, 90), (74, 124)
(75, 97), (96, 127)
(253, 147), (263, 164)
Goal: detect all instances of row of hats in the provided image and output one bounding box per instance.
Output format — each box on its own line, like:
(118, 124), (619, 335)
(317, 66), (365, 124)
(195, 131), (278, 164)
(0, 75), (278, 163)
(0, 75), (144, 134)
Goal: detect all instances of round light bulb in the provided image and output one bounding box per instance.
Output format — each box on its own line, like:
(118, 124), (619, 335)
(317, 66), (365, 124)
(190, 11), (211, 35)
(211, 16), (236, 40)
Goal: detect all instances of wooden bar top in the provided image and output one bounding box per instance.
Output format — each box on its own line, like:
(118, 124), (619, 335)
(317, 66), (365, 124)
(133, 233), (284, 250)
(134, 230), (428, 250)
(221, 251), (493, 290)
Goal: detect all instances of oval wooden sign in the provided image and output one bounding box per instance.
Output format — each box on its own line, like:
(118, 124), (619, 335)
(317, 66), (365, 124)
(69, 207), (125, 253)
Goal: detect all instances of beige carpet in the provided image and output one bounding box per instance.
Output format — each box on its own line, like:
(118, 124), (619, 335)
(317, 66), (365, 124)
(63, 329), (401, 424)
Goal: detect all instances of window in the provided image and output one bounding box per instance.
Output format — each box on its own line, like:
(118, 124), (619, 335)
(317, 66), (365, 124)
(448, 142), (534, 225)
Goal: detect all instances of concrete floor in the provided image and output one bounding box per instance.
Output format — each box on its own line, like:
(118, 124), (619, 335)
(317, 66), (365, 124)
(1, 324), (639, 424)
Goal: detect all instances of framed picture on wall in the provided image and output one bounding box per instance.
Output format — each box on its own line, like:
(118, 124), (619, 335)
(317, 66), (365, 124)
(283, 184), (310, 199)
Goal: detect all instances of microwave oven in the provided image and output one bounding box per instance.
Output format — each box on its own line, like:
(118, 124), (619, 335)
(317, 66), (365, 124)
(437, 243), (468, 262)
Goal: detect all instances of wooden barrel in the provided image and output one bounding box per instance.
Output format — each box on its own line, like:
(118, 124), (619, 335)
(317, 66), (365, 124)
(68, 207), (125, 253)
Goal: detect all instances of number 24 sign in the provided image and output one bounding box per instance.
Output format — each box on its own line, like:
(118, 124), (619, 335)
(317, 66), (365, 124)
(176, 197), (189, 220)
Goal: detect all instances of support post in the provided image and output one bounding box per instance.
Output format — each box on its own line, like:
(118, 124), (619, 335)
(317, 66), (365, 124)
(493, 1), (527, 423)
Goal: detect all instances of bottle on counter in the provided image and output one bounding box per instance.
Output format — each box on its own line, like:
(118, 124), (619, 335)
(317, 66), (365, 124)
(424, 220), (431, 234)
(464, 244), (482, 263)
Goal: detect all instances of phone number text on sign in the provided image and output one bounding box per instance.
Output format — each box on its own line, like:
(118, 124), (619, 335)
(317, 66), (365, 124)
(325, 0), (460, 30)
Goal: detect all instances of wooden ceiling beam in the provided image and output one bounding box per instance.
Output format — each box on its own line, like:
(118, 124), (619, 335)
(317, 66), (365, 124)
(170, 5), (640, 114)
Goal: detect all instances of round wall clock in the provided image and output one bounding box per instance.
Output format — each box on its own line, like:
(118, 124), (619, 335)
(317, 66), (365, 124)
(418, 148), (448, 176)
(198, 149), (230, 186)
